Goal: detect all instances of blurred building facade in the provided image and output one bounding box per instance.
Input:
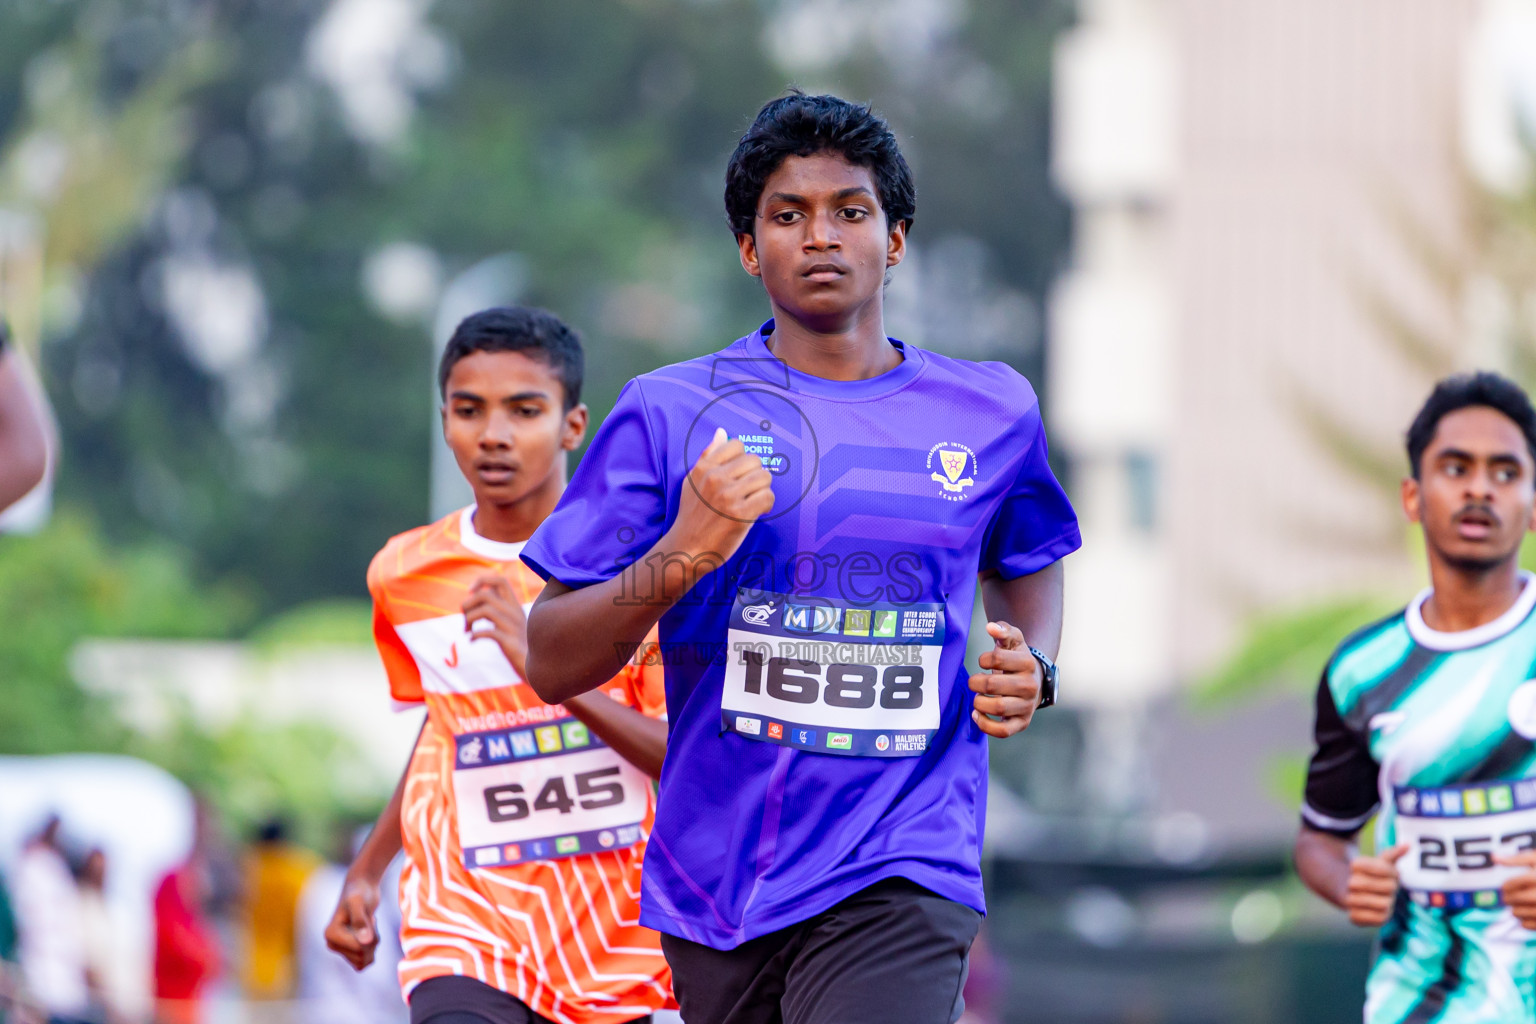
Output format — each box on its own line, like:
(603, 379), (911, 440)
(1051, 0), (1498, 703)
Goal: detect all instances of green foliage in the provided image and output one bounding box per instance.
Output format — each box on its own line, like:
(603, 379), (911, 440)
(246, 598), (372, 654)
(1203, 527), (1536, 711)
(1194, 595), (1400, 706)
(0, 511), (249, 753)
(125, 714), (379, 850)
(0, 512), (376, 844)
(0, 0), (1069, 616)
(1265, 753), (1308, 813)
(0, 3), (217, 349)
(0, 0), (1072, 840)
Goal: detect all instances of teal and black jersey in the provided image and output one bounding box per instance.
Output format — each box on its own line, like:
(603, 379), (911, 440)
(1304, 573), (1536, 1023)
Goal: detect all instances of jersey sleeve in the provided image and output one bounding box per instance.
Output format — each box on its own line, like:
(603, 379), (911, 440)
(977, 394), (1081, 579)
(367, 550), (424, 706)
(1301, 670), (1380, 836)
(522, 380), (669, 587)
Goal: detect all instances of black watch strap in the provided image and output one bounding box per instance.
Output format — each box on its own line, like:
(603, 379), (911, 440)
(1028, 645), (1058, 709)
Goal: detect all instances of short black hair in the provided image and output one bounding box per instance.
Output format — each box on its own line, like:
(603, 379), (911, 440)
(438, 306), (583, 410)
(1406, 371), (1536, 477)
(724, 90), (916, 238)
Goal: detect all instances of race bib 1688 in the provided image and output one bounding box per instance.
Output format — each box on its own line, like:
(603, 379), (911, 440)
(720, 589), (944, 758)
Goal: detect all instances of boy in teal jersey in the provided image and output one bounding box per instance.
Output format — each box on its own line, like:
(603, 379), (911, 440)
(1297, 372), (1536, 1022)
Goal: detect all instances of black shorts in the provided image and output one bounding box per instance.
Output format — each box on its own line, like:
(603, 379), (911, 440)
(409, 975), (653, 1024)
(660, 877), (981, 1024)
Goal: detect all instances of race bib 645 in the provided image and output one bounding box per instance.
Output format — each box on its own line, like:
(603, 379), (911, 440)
(451, 718), (650, 870)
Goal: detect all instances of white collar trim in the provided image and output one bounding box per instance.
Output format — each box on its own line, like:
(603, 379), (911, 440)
(458, 506), (527, 561)
(1406, 570), (1536, 651)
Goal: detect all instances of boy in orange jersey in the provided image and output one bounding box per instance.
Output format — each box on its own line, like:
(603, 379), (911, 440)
(325, 307), (673, 1024)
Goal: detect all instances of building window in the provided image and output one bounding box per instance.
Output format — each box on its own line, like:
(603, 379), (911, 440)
(1125, 451), (1157, 533)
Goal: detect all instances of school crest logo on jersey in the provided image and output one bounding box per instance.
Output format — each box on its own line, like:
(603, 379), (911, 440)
(926, 442), (978, 501)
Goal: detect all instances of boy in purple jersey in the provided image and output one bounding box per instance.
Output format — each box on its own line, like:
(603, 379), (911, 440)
(520, 92), (1080, 1024)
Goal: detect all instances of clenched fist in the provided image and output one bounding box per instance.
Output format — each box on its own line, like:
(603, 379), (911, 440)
(1345, 842), (1409, 927)
(1495, 850), (1536, 929)
(968, 621), (1044, 738)
(667, 427), (775, 569)
(325, 872), (382, 971)
(463, 573), (529, 678)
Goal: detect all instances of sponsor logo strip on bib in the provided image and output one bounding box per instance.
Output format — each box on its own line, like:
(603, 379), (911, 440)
(451, 719), (649, 869)
(721, 589), (944, 758)
(1393, 779), (1536, 909)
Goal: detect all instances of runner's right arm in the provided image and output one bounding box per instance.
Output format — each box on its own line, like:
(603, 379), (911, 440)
(461, 573), (669, 777)
(1294, 829), (1408, 926)
(1294, 666), (1404, 926)
(325, 719), (420, 970)
(0, 331), (49, 514)
(526, 428), (773, 704)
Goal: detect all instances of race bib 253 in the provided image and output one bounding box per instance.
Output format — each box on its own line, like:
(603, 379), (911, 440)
(1392, 779), (1536, 910)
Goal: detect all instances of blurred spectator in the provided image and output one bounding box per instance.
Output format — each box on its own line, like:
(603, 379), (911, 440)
(0, 322), (50, 515)
(153, 807), (219, 1024)
(240, 818), (319, 1004)
(294, 826), (405, 1024)
(0, 864), (19, 1022)
(12, 816), (89, 1024)
(77, 850), (129, 1024)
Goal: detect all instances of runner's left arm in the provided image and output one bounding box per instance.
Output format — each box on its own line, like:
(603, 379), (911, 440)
(969, 560), (1064, 738)
(326, 718), (420, 970)
(561, 692), (666, 779)
(969, 390), (1079, 739)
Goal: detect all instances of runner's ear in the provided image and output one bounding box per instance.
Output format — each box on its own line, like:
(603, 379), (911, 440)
(562, 403), (588, 451)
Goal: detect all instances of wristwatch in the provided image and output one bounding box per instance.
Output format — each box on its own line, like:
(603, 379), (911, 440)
(1027, 645), (1058, 709)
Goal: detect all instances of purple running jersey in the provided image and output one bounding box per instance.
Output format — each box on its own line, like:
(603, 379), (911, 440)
(523, 321), (1080, 949)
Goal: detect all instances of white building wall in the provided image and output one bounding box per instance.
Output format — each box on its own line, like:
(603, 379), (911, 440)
(1051, 0), (1179, 702)
(1051, 0), (1485, 702)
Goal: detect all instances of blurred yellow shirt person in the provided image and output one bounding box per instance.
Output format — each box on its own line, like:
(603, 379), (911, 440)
(242, 818), (321, 999)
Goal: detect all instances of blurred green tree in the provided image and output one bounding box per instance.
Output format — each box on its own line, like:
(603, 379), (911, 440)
(0, 512), (378, 841)
(2, 0), (1070, 616)
(0, 512), (247, 752)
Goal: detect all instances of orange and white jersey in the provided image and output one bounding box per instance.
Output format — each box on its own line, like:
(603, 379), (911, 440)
(367, 506), (671, 1024)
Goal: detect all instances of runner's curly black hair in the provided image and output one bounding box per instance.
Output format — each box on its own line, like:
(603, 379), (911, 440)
(724, 90), (915, 238)
(1407, 371), (1536, 477)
